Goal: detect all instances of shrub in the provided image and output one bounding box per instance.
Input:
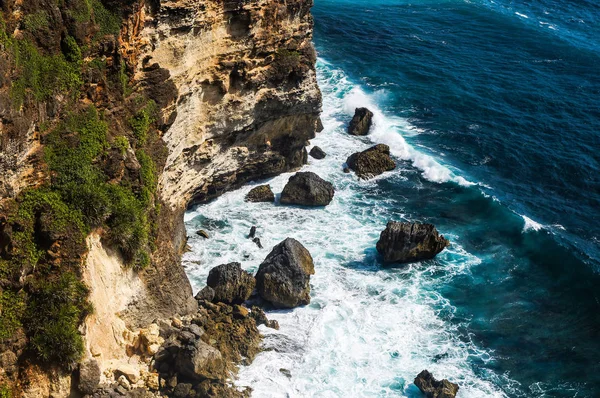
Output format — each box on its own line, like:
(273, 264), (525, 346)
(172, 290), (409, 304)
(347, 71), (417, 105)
(22, 11), (49, 32)
(26, 272), (92, 364)
(136, 149), (157, 206)
(129, 101), (156, 145)
(62, 36), (82, 64)
(0, 384), (11, 398)
(113, 136), (129, 155)
(0, 290), (26, 340)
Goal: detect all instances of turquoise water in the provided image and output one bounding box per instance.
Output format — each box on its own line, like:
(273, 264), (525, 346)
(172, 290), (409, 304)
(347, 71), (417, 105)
(183, 0), (600, 396)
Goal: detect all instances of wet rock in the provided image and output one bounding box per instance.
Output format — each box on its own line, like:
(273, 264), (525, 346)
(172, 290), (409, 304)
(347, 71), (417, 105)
(250, 306), (280, 330)
(248, 226), (257, 239)
(253, 237), (263, 249)
(309, 146), (326, 159)
(346, 144), (396, 179)
(206, 262), (255, 305)
(245, 185), (275, 203)
(255, 238), (315, 308)
(195, 286), (215, 302)
(343, 166), (350, 173)
(376, 222), (449, 264)
(196, 230), (209, 239)
(280, 172), (334, 206)
(78, 359), (101, 394)
(347, 107), (374, 136)
(316, 117), (324, 133)
(414, 370), (459, 398)
(280, 368), (292, 378)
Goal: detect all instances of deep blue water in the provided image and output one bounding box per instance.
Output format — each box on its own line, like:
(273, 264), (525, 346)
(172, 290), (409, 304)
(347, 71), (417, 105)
(310, 0), (600, 396)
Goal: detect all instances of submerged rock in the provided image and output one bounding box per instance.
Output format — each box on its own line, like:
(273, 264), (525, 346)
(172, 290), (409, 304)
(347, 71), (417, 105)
(376, 222), (449, 264)
(309, 146), (327, 159)
(206, 262), (255, 305)
(255, 238), (315, 308)
(280, 172), (334, 206)
(346, 144), (396, 179)
(253, 237), (263, 249)
(245, 185), (275, 203)
(347, 107), (374, 136)
(414, 370), (459, 398)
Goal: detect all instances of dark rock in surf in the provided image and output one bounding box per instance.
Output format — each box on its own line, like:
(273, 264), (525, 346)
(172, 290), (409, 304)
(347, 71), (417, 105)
(255, 238), (315, 308)
(196, 230), (209, 239)
(280, 172), (334, 206)
(348, 107), (374, 136)
(309, 146), (327, 159)
(253, 237), (263, 249)
(249, 306), (279, 330)
(346, 144), (395, 179)
(414, 370), (459, 398)
(248, 226), (257, 239)
(206, 262), (255, 305)
(245, 185), (275, 203)
(316, 117), (324, 133)
(376, 222), (449, 264)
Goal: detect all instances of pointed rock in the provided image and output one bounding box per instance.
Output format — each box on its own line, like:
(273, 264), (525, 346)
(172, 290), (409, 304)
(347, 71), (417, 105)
(376, 222), (449, 264)
(348, 107), (373, 136)
(280, 172), (334, 206)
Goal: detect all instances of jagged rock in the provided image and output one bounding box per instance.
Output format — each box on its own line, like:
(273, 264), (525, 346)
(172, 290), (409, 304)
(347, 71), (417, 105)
(280, 172), (334, 206)
(348, 107), (374, 136)
(346, 144), (396, 179)
(137, 323), (164, 356)
(195, 286), (215, 302)
(414, 370), (459, 398)
(255, 238), (315, 308)
(376, 222), (449, 264)
(206, 262), (255, 305)
(280, 368), (292, 378)
(175, 339), (225, 381)
(253, 237), (263, 249)
(316, 117), (324, 132)
(309, 146), (327, 159)
(250, 306), (279, 330)
(173, 383), (193, 398)
(196, 230), (209, 239)
(245, 185), (275, 203)
(248, 226), (257, 239)
(114, 364), (140, 384)
(78, 359), (101, 394)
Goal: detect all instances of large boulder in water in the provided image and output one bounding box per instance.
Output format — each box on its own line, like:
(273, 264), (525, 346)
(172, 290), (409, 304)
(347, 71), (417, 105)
(414, 370), (459, 398)
(206, 262), (255, 305)
(280, 172), (334, 206)
(348, 107), (374, 136)
(376, 222), (449, 264)
(309, 146), (327, 160)
(346, 144), (396, 179)
(255, 238), (315, 308)
(245, 185), (275, 203)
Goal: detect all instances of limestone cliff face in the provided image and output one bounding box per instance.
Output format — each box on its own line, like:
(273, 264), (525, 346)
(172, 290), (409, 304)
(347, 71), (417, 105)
(143, 0), (322, 208)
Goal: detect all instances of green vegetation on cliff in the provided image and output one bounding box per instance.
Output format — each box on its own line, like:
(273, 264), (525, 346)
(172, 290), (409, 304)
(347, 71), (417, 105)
(0, 0), (164, 375)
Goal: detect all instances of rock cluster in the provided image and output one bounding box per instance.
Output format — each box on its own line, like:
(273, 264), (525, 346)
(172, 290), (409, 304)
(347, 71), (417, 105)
(414, 370), (459, 398)
(376, 222), (449, 264)
(255, 238), (315, 308)
(245, 185), (275, 203)
(347, 107), (374, 136)
(346, 144), (396, 179)
(280, 172), (334, 206)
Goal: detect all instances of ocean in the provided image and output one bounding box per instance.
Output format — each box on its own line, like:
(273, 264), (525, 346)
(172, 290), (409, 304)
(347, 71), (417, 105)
(183, 0), (600, 396)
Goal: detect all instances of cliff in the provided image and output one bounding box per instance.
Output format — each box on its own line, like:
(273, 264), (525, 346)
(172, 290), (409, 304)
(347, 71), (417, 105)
(0, 0), (320, 396)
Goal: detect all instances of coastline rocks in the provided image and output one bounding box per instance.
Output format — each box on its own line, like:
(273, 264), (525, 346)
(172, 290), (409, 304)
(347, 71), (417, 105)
(348, 107), (374, 136)
(195, 286), (215, 302)
(414, 370), (459, 398)
(245, 185), (275, 203)
(309, 146), (327, 159)
(376, 222), (449, 264)
(250, 306), (280, 330)
(255, 238), (315, 308)
(280, 172), (334, 206)
(206, 262), (255, 305)
(346, 144), (396, 179)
